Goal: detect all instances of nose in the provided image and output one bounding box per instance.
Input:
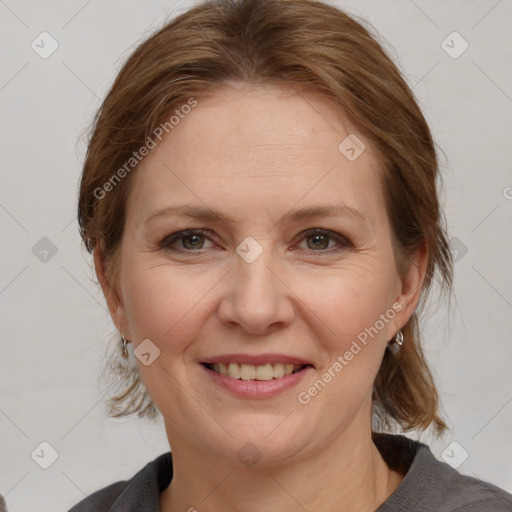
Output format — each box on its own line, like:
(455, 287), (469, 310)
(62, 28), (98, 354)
(218, 243), (295, 335)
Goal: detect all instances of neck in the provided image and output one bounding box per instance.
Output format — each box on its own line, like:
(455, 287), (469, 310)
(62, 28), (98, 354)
(160, 420), (403, 512)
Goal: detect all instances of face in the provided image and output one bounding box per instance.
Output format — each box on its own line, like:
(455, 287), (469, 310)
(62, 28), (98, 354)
(97, 83), (424, 466)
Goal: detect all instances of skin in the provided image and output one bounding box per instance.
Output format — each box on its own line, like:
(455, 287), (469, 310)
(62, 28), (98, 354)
(95, 82), (427, 511)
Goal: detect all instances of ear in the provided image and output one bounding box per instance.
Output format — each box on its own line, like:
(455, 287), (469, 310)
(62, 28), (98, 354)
(93, 243), (129, 337)
(390, 242), (428, 334)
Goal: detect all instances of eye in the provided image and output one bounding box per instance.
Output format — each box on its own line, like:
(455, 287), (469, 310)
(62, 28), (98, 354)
(159, 228), (352, 254)
(160, 229), (215, 252)
(295, 228), (352, 252)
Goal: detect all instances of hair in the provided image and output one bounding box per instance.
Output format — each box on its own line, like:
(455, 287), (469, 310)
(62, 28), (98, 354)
(77, 0), (453, 435)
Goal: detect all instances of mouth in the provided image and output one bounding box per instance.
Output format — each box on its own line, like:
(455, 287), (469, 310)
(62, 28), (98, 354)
(201, 362), (313, 381)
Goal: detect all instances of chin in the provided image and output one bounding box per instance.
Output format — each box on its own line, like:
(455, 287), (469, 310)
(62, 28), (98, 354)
(209, 417), (311, 466)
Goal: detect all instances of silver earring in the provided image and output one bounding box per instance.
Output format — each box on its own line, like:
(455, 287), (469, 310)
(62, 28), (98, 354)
(387, 330), (404, 355)
(121, 332), (129, 358)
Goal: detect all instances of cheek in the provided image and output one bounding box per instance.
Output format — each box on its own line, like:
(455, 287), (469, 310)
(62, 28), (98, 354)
(300, 272), (395, 406)
(305, 262), (396, 337)
(302, 266), (397, 409)
(120, 262), (222, 351)
(120, 239), (398, 357)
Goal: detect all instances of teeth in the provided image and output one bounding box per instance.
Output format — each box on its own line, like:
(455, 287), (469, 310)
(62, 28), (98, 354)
(228, 363), (240, 379)
(255, 364), (273, 381)
(240, 363), (256, 380)
(210, 362), (305, 380)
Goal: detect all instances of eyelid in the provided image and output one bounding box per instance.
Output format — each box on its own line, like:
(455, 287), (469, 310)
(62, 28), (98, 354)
(160, 227), (353, 254)
(293, 228), (352, 247)
(160, 228), (217, 249)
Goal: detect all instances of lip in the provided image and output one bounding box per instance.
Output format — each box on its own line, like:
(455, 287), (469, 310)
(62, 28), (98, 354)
(200, 353), (314, 366)
(200, 363), (314, 399)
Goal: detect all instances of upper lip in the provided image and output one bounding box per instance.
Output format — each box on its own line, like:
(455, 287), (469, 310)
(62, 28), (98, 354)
(201, 353), (314, 367)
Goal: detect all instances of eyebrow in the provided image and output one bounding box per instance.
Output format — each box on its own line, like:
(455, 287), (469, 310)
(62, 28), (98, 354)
(144, 203), (367, 227)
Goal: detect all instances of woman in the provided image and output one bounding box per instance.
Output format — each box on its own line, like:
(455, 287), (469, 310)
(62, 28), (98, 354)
(69, 0), (512, 510)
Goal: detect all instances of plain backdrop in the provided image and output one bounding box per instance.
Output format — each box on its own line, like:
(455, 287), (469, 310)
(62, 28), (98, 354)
(0, 0), (511, 510)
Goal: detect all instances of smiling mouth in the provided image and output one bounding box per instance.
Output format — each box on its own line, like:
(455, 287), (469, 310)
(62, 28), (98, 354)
(201, 362), (313, 381)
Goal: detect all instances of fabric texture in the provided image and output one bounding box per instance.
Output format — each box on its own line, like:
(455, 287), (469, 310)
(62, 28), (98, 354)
(67, 433), (512, 511)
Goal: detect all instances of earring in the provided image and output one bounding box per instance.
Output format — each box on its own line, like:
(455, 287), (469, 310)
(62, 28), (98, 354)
(387, 330), (404, 355)
(121, 332), (129, 358)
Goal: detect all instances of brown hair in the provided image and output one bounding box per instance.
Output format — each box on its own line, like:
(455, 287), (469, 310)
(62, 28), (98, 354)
(78, 0), (453, 435)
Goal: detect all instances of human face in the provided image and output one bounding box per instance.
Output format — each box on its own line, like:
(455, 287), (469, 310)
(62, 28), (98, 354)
(102, 83), (421, 465)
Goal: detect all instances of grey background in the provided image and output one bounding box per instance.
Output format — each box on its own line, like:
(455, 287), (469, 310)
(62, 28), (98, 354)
(0, 0), (511, 510)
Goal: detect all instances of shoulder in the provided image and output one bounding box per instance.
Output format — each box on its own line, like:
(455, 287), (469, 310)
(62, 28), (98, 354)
(439, 472), (512, 512)
(374, 433), (512, 512)
(67, 481), (129, 512)
(67, 452), (173, 512)
(438, 471), (512, 511)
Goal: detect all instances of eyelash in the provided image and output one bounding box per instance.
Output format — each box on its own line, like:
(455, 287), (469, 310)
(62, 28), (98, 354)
(159, 228), (352, 255)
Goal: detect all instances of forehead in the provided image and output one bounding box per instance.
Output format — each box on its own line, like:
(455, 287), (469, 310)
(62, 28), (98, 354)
(127, 83), (385, 225)
(165, 83), (360, 166)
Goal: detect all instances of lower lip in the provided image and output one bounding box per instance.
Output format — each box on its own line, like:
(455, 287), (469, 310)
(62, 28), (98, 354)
(200, 364), (313, 399)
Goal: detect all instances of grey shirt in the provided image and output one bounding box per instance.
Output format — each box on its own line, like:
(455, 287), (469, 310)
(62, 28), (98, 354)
(68, 433), (512, 511)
